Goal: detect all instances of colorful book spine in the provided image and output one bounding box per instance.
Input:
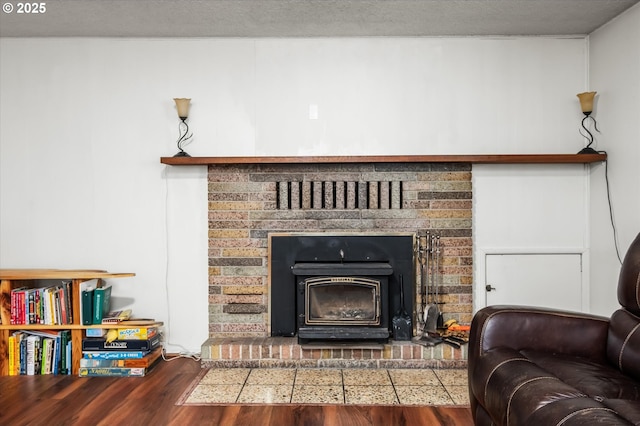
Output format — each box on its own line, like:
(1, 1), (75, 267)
(53, 288), (61, 324)
(79, 278), (98, 325)
(35, 289), (42, 324)
(59, 330), (70, 375)
(80, 358), (128, 368)
(116, 327), (157, 340)
(58, 286), (67, 324)
(19, 336), (27, 375)
(82, 351), (149, 360)
(92, 285), (111, 325)
(11, 288), (26, 324)
(41, 338), (50, 375)
(63, 281), (73, 324)
(81, 288), (94, 325)
(82, 333), (161, 351)
(11, 332), (24, 376)
(26, 335), (38, 375)
(27, 289), (36, 324)
(8, 335), (16, 375)
(78, 367), (146, 377)
(79, 348), (161, 368)
(46, 288), (55, 325)
(86, 328), (106, 337)
(66, 341), (72, 374)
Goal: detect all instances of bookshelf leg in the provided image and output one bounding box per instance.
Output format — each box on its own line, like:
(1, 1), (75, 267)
(0, 329), (8, 375)
(0, 280), (11, 325)
(71, 329), (83, 375)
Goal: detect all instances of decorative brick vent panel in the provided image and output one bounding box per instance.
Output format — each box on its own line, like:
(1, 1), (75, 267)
(275, 180), (404, 210)
(207, 162), (473, 363)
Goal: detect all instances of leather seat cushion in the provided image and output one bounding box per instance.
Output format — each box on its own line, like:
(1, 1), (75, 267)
(473, 348), (587, 425)
(521, 350), (640, 400)
(523, 396), (630, 426)
(602, 399), (640, 424)
(473, 348), (640, 425)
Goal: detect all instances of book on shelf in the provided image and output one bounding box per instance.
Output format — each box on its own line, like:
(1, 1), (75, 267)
(41, 338), (52, 375)
(19, 334), (27, 375)
(86, 328), (107, 337)
(44, 287), (54, 324)
(27, 289), (36, 324)
(8, 333), (18, 375)
(101, 309), (132, 324)
(92, 283), (112, 325)
(59, 281), (73, 324)
(59, 330), (71, 375)
(79, 279), (98, 325)
(82, 351), (150, 360)
(116, 326), (157, 340)
(25, 334), (39, 375)
(78, 367), (147, 377)
(10, 287), (27, 325)
(80, 347), (162, 368)
(82, 333), (161, 352)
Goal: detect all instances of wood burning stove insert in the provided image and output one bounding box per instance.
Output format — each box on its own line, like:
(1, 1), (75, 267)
(269, 234), (414, 344)
(293, 262), (392, 343)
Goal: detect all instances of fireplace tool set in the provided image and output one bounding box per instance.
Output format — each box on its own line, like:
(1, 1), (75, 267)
(415, 231), (444, 346)
(414, 231), (470, 348)
(392, 274), (412, 340)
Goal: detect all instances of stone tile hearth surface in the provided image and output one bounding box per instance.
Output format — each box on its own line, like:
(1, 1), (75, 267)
(182, 367), (469, 406)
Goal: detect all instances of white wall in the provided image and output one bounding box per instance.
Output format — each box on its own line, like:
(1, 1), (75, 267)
(0, 36), (595, 352)
(588, 3), (640, 315)
(473, 164), (592, 312)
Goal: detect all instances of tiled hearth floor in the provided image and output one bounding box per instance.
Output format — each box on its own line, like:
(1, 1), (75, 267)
(181, 367), (469, 406)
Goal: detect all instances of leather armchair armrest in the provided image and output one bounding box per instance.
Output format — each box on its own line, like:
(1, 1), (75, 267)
(469, 305), (610, 364)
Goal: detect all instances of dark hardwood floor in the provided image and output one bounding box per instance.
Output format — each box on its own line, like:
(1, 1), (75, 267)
(0, 357), (474, 426)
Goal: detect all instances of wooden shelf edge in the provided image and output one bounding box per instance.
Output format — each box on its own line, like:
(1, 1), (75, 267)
(0, 269), (135, 280)
(160, 153), (607, 166)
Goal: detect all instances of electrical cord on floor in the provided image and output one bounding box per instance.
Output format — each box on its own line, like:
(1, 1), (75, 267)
(161, 343), (202, 362)
(599, 151), (623, 265)
(161, 167), (202, 363)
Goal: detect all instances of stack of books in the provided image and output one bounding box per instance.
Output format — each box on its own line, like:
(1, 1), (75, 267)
(7, 330), (72, 375)
(79, 325), (162, 377)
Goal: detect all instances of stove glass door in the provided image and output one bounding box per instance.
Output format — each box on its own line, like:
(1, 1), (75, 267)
(305, 277), (380, 326)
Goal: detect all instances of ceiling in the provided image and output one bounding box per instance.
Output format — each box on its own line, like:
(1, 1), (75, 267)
(0, 0), (638, 38)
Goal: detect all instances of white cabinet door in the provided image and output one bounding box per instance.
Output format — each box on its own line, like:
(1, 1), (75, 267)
(485, 253), (583, 311)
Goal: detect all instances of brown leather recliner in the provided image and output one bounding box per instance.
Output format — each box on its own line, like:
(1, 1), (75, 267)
(468, 232), (640, 425)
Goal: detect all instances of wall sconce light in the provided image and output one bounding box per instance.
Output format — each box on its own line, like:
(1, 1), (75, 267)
(576, 91), (599, 154)
(173, 98), (193, 157)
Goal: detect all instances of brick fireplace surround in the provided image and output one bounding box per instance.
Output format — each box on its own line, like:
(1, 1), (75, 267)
(200, 161), (472, 368)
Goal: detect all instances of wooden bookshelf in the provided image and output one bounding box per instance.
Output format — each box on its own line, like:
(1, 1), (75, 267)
(160, 153), (607, 165)
(0, 269), (138, 376)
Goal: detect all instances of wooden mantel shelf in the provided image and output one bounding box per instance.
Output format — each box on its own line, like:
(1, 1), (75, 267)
(161, 153), (606, 165)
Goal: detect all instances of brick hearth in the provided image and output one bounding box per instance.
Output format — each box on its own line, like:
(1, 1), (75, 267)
(201, 337), (467, 369)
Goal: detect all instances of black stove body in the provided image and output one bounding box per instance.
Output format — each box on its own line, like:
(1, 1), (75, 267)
(270, 234), (414, 344)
